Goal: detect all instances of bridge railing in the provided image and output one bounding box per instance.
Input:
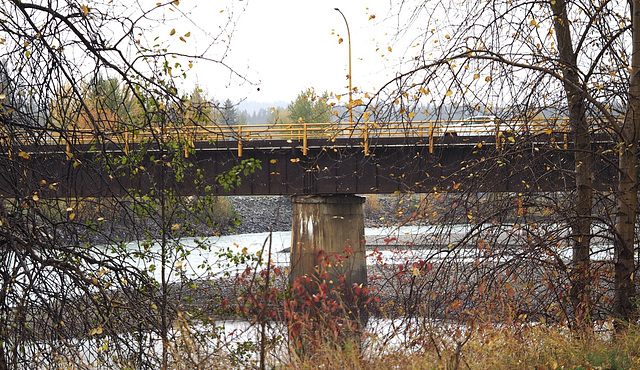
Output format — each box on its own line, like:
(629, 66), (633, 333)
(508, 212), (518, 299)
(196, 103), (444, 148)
(227, 118), (573, 155)
(2, 117), (580, 157)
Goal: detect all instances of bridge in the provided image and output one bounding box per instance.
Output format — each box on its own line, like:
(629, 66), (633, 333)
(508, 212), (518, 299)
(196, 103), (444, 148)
(1, 117), (608, 198)
(0, 118), (616, 298)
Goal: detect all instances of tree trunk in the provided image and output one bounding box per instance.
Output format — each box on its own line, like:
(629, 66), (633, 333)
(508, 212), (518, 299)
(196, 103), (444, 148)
(550, 0), (594, 329)
(615, 0), (640, 325)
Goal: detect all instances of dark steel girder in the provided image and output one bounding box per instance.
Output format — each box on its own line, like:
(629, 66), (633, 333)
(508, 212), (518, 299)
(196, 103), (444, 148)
(0, 135), (618, 198)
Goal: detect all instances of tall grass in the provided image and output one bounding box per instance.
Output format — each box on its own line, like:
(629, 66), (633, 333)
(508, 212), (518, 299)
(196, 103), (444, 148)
(286, 323), (640, 369)
(160, 315), (640, 369)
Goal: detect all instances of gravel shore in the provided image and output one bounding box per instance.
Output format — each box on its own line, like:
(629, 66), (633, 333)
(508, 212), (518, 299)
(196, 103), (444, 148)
(228, 195), (407, 234)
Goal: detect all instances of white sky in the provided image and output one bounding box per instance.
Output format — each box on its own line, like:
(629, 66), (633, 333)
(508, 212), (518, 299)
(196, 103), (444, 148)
(167, 0), (413, 104)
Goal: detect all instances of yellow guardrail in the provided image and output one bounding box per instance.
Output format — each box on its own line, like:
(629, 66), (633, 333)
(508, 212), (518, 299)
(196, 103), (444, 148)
(172, 118), (573, 155)
(1, 118), (576, 158)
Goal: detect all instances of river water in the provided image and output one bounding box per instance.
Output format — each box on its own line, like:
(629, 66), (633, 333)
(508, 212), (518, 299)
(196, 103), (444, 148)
(124, 222), (613, 283)
(129, 225), (437, 282)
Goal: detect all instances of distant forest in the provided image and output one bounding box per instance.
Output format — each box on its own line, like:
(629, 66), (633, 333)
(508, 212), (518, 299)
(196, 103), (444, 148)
(236, 102), (564, 125)
(241, 107), (278, 124)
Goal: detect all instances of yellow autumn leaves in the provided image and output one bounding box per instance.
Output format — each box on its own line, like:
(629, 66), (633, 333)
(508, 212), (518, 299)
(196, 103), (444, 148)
(156, 0), (180, 6)
(169, 29), (191, 43)
(161, 1), (189, 42)
(438, 72), (492, 98)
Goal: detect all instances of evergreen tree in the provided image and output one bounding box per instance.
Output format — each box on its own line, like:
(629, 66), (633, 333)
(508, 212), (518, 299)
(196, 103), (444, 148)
(222, 99), (238, 125)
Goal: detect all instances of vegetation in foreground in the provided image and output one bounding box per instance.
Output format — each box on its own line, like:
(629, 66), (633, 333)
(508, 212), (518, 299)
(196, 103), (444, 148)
(158, 310), (640, 369)
(290, 324), (640, 370)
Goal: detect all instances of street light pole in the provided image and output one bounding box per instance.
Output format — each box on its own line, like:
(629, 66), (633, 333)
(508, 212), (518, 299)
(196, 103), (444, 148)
(334, 8), (353, 125)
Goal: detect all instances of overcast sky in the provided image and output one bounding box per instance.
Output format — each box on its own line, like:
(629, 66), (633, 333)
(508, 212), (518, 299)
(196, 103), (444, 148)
(167, 0), (413, 104)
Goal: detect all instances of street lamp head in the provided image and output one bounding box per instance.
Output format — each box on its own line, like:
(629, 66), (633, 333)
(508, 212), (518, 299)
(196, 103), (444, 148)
(333, 7), (352, 125)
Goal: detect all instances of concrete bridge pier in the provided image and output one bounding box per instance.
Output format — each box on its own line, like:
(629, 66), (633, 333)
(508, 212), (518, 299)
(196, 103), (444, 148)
(290, 194), (367, 291)
(289, 195), (368, 339)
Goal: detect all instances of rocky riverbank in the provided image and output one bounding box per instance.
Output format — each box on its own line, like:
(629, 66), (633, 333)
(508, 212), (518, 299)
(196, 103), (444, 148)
(227, 195), (409, 234)
(61, 194), (413, 246)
